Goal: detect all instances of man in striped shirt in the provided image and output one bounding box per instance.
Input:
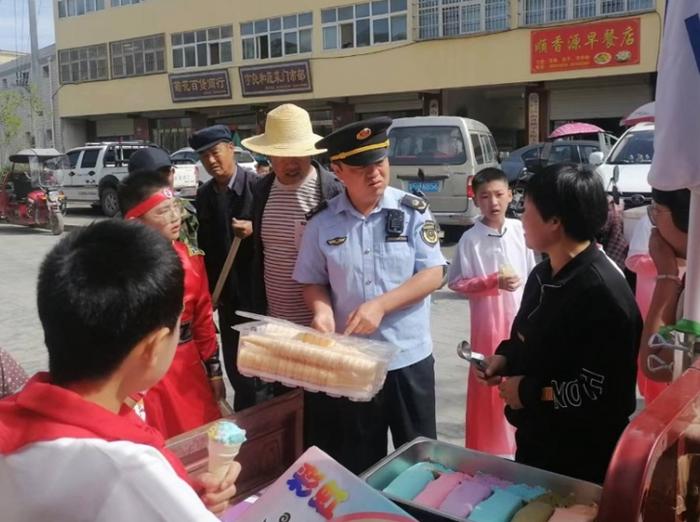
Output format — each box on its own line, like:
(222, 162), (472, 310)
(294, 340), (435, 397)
(243, 104), (344, 451)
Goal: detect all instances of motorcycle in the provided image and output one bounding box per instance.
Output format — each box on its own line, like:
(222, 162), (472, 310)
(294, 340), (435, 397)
(0, 149), (68, 235)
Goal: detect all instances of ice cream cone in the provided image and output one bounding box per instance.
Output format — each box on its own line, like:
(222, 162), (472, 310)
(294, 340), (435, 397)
(207, 439), (242, 480)
(207, 419), (246, 481)
(499, 263), (517, 278)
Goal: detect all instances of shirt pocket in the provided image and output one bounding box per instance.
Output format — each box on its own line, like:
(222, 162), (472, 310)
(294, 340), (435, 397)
(379, 240), (414, 287)
(320, 226), (354, 280)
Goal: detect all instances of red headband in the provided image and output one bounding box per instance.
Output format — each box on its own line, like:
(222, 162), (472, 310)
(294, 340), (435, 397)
(124, 188), (174, 220)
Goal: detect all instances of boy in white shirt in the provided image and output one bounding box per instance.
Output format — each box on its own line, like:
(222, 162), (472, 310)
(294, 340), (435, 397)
(448, 168), (535, 455)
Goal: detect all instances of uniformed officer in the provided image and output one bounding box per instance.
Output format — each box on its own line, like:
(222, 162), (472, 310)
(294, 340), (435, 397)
(128, 147), (200, 253)
(293, 117), (446, 474)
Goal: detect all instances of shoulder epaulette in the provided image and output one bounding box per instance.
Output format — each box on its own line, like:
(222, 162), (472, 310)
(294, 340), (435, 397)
(400, 194), (428, 214)
(305, 200), (328, 221)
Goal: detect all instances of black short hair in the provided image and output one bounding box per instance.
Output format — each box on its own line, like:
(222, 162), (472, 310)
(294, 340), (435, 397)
(38, 220), (184, 385)
(652, 188), (691, 233)
(525, 163), (608, 242)
(118, 170), (169, 216)
(472, 168), (509, 194)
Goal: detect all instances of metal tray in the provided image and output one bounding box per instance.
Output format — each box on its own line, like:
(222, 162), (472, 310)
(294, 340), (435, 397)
(361, 437), (602, 522)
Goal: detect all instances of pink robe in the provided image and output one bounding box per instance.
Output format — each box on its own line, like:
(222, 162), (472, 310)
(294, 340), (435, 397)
(447, 218), (535, 455)
(625, 215), (668, 404)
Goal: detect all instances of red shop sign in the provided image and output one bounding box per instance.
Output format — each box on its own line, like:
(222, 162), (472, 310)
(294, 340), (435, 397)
(531, 17), (641, 74)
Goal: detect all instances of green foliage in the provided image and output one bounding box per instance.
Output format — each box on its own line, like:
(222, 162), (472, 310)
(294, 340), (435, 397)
(0, 90), (23, 148)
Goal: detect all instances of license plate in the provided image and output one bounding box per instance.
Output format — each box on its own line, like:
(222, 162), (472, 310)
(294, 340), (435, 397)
(408, 181), (440, 193)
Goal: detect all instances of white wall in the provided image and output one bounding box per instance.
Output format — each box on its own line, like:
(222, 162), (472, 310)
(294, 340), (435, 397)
(61, 118), (88, 151)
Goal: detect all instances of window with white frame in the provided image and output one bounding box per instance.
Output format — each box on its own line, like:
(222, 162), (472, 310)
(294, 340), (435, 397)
(58, 44), (109, 84)
(110, 34), (165, 79)
(172, 25), (233, 69)
(241, 12), (312, 60)
(417, 0), (509, 39)
(57, 0), (105, 18)
(321, 0), (407, 50)
(522, 0), (654, 25)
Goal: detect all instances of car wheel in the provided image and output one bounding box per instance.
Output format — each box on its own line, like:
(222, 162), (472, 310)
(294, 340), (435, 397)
(100, 186), (120, 217)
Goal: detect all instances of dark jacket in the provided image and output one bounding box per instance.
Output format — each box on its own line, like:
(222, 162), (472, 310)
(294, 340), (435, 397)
(496, 243), (642, 483)
(195, 165), (258, 310)
(249, 161), (344, 314)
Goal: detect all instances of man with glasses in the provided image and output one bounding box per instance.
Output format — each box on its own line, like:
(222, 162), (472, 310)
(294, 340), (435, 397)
(191, 125), (265, 411)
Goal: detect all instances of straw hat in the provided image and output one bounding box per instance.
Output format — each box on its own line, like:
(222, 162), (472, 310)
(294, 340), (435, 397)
(242, 104), (326, 157)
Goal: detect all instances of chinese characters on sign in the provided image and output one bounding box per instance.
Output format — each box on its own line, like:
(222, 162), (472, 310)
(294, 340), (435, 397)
(531, 17), (641, 74)
(527, 92), (540, 145)
(287, 462), (349, 519)
(169, 69), (231, 102)
(239, 60), (313, 97)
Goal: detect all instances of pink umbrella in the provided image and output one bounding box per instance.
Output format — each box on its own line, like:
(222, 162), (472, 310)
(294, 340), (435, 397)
(620, 101), (655, 126)
(549, 122), (605, 139)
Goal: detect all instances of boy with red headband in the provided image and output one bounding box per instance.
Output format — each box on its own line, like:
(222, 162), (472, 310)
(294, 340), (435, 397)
(119, 170), (223, 438)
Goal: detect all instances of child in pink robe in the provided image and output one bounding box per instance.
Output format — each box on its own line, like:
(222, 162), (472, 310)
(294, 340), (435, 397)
(448, 168), (535, 456)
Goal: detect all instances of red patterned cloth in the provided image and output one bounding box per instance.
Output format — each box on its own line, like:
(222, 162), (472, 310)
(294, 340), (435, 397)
(597, 199), (629, 271)
(0, 349), (28, 399)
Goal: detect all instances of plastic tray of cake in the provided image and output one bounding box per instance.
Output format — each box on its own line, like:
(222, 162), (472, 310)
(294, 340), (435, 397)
(233, 311), (397, 402)
(362, 437), (602, 522)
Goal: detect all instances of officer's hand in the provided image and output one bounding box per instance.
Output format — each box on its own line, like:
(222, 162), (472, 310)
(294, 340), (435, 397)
(498, 376), (524, 410)
(232, 218), (253, 239)
(498, 275), (521, 292)
(344, 300), (385, 336)
(196, 460), (241, 515)
(311, 311), (336, 334)
(475, 355), (506, 386)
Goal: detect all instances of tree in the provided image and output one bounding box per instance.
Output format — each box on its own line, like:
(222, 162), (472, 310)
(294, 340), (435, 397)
(0, 85), (44, 167)
(0, 90), (23, 166)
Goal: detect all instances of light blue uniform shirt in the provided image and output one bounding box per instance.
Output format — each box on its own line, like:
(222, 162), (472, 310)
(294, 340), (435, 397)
(293, 186), (446, 371)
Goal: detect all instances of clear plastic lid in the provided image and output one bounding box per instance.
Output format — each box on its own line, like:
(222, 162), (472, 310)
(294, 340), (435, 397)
(233, 311), (398, 401)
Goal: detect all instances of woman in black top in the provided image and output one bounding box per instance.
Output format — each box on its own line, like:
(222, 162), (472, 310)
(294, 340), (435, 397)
(476, 164), (643, 484)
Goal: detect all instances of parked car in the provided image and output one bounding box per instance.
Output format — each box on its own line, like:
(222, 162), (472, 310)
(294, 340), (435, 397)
(590, 122), (654, 210)
(171, 146), (257, 185)
(387, 116), (500, 227)
(501, 140), (602, 182)
(61, 142), (198, 217)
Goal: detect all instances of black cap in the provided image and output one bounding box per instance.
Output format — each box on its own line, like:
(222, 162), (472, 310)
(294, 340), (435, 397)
(128, 147), (172, 174)
(189, 124), (233, 153)
(315, 116), (392, 166)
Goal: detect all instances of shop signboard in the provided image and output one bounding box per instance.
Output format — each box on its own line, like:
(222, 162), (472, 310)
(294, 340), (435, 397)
(169, 69), (231, 102)
(531, 17), (641, 74)
(527, 92), (540, 144)
(239, 60), (312, 97)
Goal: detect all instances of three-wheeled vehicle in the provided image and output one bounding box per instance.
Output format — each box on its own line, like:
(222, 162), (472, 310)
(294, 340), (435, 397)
(0, 148), (67, 235)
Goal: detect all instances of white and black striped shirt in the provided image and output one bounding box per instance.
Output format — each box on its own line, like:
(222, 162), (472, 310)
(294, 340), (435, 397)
(261, 170), (321, 326)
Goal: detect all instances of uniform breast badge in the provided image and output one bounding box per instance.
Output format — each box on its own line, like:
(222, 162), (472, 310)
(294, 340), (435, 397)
(326, 236), (347, 246)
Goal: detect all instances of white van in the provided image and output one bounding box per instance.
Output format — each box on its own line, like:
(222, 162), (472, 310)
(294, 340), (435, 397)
(388, 116), (500, 227)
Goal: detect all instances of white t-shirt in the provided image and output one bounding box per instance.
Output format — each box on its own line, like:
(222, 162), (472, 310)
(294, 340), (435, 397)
(261, 170), (321, 326)
(1, 438), (218, 522)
